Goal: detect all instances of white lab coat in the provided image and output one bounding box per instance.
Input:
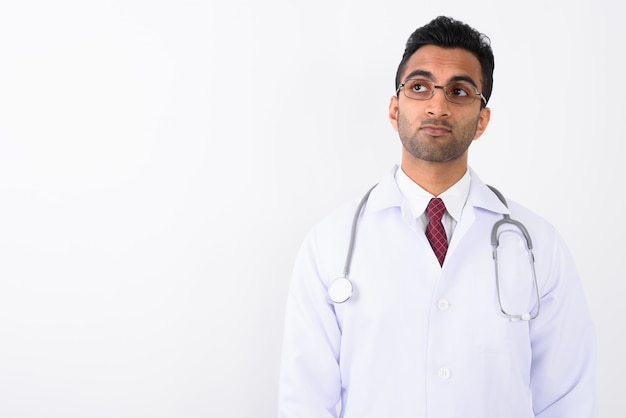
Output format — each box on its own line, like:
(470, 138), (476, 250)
(278, 166), (596, 418)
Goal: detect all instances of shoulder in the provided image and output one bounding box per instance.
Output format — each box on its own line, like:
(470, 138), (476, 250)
(308, 169), (403, 243)
(307, 194), (363, 246)
(469, 169), (559, 242)
(506, 198), (554, 227)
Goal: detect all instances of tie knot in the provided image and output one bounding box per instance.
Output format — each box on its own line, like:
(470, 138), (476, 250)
(426, 198), (446, 222)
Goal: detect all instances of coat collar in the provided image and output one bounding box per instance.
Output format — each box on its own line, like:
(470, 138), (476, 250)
(466, 167), (511, 216)
(363, 165), (510, 216)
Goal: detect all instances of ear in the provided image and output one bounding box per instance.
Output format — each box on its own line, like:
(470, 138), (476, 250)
(473, 106), (491, 140)
(388, 95), (399, 132)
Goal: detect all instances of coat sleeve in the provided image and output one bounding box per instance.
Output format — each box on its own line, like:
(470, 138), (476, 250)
(530, 229), (597, 417)
(278, 227), (342, 418)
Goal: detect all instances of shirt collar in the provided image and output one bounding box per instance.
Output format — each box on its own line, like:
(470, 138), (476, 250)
(394, 166), (471, 222)
(362, 165), (509, 218)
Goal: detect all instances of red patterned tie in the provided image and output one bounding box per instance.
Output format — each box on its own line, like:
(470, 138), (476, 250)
(425, 198), (448, 266)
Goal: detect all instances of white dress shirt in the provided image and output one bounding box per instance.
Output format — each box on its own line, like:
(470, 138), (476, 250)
(395, 166), (470, 242)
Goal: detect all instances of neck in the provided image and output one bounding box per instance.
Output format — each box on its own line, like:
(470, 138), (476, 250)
(401, 153), (468, 196)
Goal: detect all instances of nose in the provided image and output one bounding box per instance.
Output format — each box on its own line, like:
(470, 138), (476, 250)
(425, 86), (450, 118)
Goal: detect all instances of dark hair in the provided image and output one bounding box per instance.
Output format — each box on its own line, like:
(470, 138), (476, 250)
(395, 16), (495, 106)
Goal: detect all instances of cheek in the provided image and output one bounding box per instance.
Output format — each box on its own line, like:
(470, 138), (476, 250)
(457, 111), (483, 138)
(395, 110), (412, 134)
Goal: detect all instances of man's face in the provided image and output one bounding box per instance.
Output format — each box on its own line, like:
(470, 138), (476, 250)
(389, 45), (491, 164)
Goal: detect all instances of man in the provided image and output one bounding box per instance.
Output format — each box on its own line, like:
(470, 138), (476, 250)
(278, 16), (596, 418)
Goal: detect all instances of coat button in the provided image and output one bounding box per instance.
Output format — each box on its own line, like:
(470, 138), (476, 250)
(437, 299), (450, 311)
(438, 367), (452, 380)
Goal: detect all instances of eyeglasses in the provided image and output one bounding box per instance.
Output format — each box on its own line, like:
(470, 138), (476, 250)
(396, 78), (487, 106)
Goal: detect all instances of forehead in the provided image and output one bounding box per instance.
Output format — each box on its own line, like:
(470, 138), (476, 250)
(401, 45), (483, 86)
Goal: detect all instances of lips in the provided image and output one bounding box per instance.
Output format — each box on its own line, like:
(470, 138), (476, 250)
(420, 124), (451, 136)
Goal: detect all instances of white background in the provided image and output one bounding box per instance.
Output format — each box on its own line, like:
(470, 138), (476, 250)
(0, 0), (623, 417)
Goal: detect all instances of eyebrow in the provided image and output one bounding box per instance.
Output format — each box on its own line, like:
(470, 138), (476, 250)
(403, 69), (479, 89)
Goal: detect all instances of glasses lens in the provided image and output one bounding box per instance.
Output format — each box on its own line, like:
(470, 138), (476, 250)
(444, 82), (478, 104)
(402, 79), (481, 105)
(403, 79), (434, 100)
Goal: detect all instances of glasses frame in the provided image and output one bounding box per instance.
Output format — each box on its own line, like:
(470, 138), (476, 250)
(396, 78), (487, 106)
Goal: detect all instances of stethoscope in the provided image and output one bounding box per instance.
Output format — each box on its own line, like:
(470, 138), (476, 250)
(328, 184), (541, 321)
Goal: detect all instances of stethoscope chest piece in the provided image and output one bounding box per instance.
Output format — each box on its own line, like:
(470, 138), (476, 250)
(328, 184), (377, 305)
(329, 277), (353, 303)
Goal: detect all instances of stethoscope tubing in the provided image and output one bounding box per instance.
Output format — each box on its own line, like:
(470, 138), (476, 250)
(342, 184), (378, 278)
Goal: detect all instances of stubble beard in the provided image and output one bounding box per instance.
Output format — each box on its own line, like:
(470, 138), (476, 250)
(397, 112), (479, 163)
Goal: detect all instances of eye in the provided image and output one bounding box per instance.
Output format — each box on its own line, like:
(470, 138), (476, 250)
(447, 82), (473, 97)
(407, 79), (432, 93)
